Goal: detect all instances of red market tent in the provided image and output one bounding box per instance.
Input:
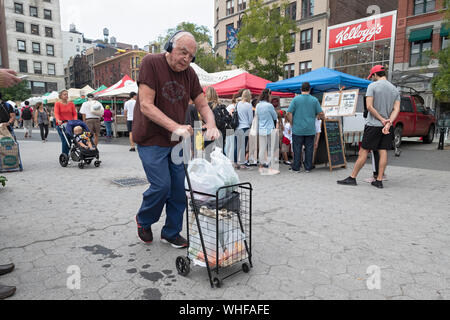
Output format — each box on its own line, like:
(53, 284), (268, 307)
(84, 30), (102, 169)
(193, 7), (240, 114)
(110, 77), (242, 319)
(205, 72), (295, 98)
(94, 75), (135, 97)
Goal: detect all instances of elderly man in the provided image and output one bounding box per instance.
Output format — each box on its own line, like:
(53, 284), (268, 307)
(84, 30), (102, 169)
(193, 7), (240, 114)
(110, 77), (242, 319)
(0, 68), (21, 300)
(133, 31), (220, 249)
(80, 93), (104, 147)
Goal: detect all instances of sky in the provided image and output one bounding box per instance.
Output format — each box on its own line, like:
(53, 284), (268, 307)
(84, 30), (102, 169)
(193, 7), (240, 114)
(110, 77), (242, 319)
(59, 0), (215, 48)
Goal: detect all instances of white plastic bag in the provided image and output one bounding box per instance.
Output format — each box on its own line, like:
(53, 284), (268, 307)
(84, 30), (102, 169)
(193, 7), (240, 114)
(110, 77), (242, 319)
(210, 148), (240, 188)
(185, 158), (225, 202)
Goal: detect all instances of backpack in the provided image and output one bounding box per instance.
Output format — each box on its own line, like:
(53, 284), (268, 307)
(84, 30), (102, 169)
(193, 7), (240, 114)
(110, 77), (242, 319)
(213, 104), (232, 131)
(22, 107), (32, 120)
(230, 103), (240, 130)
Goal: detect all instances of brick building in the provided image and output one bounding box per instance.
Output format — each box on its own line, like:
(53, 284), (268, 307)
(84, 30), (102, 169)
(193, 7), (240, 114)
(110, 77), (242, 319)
(93, 50), (147, 88)
(393, 0), (448, 113)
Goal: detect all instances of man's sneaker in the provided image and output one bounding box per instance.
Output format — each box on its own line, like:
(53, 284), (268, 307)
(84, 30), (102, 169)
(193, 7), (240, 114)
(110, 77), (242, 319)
(129, 148), (136, 152)
(161, 235), (188, 249)
(289, 168), (301, 173)
(283, 161), (292, 166)
(371, 180), (384, 189)
(337, 177), (357, 186)
(136, 217), (153, 243)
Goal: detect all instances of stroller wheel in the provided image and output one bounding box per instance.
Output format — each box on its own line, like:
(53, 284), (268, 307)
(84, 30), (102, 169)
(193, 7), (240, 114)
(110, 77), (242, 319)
(78, 162), (85, 169)
(176, 256), (190, 277)
(59, 154), (69, 167)
(94, 161), (101, 168)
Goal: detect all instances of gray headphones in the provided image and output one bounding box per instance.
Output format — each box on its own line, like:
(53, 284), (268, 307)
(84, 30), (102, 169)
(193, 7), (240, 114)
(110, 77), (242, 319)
(164, 30), (196, 63)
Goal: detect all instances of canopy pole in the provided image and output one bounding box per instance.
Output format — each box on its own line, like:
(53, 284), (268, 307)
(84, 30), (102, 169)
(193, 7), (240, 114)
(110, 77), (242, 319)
(113, 97), (117, 138)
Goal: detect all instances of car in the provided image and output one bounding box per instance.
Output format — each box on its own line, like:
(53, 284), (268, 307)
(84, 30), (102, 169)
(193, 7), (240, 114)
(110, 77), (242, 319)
(393, 95), (437, 148)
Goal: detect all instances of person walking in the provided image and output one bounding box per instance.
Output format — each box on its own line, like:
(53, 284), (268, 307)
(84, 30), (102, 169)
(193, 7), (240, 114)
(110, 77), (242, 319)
(124, 92), (137, 152)
(256, 89), (279, 174)
(132, 31), (220, 249)
(103, 105), (114, 140)
(287, 82), (325, 173)
(34, 102), (50, 143)
(21, 101), (34, 138)
(234, 89), (253, 169)
(0, 68), (21, 300)
(54, 90), (77, 156)
(80, 94), (104, 147)
(337, 65), (400, 189)
(206, 86), (231, 153)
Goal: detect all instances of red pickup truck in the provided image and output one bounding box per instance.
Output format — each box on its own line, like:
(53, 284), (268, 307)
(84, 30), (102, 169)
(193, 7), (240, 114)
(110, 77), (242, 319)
(393, 95), (437, 148)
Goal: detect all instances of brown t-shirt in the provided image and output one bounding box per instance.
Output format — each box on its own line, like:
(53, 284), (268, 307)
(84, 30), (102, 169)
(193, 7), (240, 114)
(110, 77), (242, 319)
(133, 53), (203, 147)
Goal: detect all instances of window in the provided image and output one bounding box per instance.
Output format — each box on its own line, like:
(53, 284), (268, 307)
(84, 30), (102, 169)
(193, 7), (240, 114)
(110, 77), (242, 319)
(44, 9), (52, 20)
(299, 61), (312, 75)
(318, 29), (322, 43)
(17, 40), (26, 52)
(284, 64), (295, 79)
(238, 0), (246, 11)
(302, 0), (314, 18)
(16, 21), (25, 33)
(34, 61), (42, 74)
(47, 82), (57, 92)
(414, 96), (426, 113)
(45, 27), (53, 38)
(29, 6), (38, 17)
(70, 37), (73, 42)
(289, 33), (296, 52)
(14, 3), (23, 14)
(32, 42), (41, 54)
(226, 0), (234, 16)
(414, 0), (435, 15)
(31, 24), (39, 35)
(401, 98), (414, 113)
(76, 45), (80, 52)
(136, 57), (140, 67)
(46, 44), (54, 56)
(19, 60), (28, 73)
(31, 81), (45, 95)
(285, 2), (297, 21)
(410, 39), (432, 67)
(300, 28), (313, 50)
(48, 63), (55, 76)
(443, 36), (449, 49)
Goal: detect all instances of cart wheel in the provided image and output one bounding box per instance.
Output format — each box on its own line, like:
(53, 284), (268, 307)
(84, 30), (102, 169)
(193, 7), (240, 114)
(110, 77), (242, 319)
(94, 161), (101, 168)
(176, 256), (190, 277)
(59, 154), (69, 167)
(78, 162), (85, 169)
(213, 278), (222, 288)
(242, 263), (251, 274)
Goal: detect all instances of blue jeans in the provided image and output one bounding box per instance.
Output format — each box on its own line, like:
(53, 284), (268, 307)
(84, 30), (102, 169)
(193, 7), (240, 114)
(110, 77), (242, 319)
(136, 145), (186, 240)
(292, 135), (315, 171)
(56, 125), (70, 155)
(105, 121), (113, 137)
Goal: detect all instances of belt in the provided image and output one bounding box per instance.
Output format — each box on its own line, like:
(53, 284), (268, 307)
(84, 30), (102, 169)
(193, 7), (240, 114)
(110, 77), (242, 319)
(86, 118), (99, 120)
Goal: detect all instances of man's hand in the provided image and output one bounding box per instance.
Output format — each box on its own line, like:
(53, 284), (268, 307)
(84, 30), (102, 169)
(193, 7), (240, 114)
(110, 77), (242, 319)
(0, 69), (22, 88)
(381, 118), (391, 127)
(0, 122), (8, 128)
(382, 122), (392, 135)
(203, 123), (221, 141)
(173, 125), (194, 139)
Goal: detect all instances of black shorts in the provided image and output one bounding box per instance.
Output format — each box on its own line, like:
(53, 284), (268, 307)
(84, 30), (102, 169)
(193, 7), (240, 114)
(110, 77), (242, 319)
(127, 121), (133, 133)
(362, 126), (394, 151)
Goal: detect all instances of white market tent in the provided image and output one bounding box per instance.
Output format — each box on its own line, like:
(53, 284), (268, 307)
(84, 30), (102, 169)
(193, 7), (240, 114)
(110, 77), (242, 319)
(45, 91), (60, 104)
(80, 85), (94, 96)
(190, 63), (247, 87)
(68, 88), (82, 101)
(96, 75), (138, 98)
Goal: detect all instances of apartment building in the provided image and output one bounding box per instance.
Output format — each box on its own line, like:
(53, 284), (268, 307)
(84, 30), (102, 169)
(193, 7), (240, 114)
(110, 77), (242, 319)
(393, 0), (448, 112)
(61, 24), (95, 66)
(214, 0), (329, 79)
(0, 0), (65, 95)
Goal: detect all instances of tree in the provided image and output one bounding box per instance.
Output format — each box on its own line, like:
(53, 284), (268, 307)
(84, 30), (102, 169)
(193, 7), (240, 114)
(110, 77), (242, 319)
(431, 0), (450, 102)
(157, 22), (228, 73)
(233, 0), (299, 82)
(0, 80), (31, 102)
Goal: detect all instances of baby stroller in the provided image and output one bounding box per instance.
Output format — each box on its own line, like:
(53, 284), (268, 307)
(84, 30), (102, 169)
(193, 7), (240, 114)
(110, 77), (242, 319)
(59, 120), (101, 169)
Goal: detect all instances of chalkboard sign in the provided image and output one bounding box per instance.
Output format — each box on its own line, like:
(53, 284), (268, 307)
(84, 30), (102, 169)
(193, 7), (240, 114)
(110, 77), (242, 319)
(324, 120), (347, 171)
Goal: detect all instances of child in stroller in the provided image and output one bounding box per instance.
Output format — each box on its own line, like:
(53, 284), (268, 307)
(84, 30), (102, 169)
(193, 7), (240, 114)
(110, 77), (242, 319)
(59, 120), (101, 169)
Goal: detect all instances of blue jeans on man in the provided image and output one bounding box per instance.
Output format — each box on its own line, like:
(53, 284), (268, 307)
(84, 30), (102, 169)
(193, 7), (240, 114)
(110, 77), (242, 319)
(136, 145), (186, 241)
(292, 135), (315, 172)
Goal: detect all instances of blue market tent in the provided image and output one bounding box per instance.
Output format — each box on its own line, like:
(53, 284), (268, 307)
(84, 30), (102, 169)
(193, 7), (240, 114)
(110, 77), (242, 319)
(266, 67), (372, 94)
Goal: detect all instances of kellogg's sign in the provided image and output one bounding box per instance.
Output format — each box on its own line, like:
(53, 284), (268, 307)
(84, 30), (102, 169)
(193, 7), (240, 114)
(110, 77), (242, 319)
(329, 14), (395, 49)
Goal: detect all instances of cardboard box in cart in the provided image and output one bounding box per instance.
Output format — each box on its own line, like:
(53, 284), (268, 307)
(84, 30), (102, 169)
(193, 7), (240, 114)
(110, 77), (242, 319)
(0, 137), (19, 171)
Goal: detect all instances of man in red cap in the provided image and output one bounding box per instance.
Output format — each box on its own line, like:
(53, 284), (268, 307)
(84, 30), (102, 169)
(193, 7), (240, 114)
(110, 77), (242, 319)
(337, 65), (400, 189)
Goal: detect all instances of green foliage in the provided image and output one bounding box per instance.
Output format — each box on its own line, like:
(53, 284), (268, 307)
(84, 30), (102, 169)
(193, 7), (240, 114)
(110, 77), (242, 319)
(157, 22), (229, 73)
(233, 0), (299, 82)
(0, 80), (31, 102)
(0, 176), (6, 187)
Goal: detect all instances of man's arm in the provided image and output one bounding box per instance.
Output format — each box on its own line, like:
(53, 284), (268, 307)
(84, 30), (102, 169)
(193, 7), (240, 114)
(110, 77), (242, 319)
(383, 100), (401, 135)
(139, 83), (193, 137)
(193, 93), (220, 141)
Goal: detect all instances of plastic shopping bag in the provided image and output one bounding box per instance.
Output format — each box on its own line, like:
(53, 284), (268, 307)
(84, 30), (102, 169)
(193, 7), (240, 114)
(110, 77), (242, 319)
(210, 148), (240, 188)
(186, 158), (226, 202)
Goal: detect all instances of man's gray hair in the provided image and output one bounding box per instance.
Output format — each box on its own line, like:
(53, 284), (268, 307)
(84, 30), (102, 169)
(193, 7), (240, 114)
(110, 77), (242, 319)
(172, 31), (196, 49)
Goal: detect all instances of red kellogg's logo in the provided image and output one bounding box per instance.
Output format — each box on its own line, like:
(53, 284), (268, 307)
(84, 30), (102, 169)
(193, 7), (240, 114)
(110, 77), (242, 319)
(329, 15), (394, 49)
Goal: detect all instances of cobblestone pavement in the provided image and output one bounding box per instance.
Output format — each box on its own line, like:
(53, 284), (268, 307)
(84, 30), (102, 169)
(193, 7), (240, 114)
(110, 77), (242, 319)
(0, 136), (449, 300)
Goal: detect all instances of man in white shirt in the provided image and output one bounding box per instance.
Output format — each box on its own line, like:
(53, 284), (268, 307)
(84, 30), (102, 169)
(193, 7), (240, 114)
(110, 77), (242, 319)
(124, 92), (137, 152)
(80, 94), (104, 147)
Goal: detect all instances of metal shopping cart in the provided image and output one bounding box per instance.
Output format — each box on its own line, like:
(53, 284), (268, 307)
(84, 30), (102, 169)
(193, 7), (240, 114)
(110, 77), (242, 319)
(176, 164), (253, 288)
